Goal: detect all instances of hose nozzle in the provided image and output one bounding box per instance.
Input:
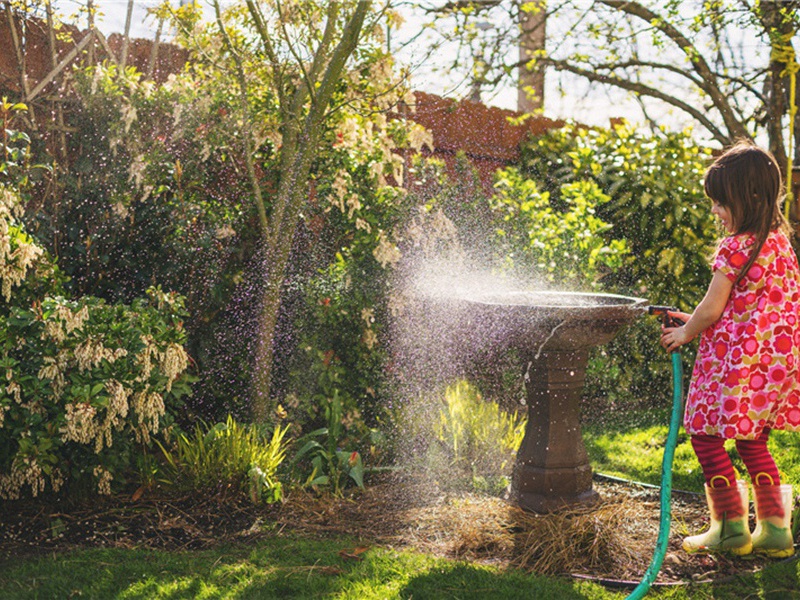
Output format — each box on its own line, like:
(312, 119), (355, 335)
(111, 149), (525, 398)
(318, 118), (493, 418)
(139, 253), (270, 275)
(648, 305), (685, 327)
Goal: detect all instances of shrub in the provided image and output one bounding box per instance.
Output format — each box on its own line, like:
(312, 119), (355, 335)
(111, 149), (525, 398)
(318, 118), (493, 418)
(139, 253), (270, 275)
(157, 414), (289, 503)
(520, 121), (717, 308)
(425, 380), (526, 494)
(520, 123), (718, 404)
(489, 167), (629, 288)
(1, 184), (192, 500)
(284, 116), (428, 459)
(30, 65), (260, 422)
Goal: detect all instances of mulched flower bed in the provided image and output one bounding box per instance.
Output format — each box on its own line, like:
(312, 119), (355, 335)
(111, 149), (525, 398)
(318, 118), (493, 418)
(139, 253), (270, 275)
(0, 473), (794, 588)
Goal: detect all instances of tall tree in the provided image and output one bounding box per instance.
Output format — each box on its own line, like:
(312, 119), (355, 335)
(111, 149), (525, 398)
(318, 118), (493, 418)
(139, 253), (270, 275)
(411, 1), (799, 165)
(194, 0), (404, 421)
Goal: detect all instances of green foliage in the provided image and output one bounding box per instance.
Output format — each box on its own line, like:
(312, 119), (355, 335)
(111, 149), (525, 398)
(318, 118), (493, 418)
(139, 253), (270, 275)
(489, 167), (629, 287)
(0, 98), (30, 186)
(403, 153), (629, 288)
(0, 98), (51, 193)
(520, 121), (717, 308)
(402, 153), (632, 407)
(427, 381), (526, 494)
(22, 31), (422, 425)
(407, 151), (496, 257)
(288, 256), (387, 449)
(157, 414), (289, 503)
(288, 390), (366, 496)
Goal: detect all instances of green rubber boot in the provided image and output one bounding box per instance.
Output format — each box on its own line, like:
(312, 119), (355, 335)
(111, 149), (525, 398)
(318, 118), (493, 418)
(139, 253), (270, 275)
(752, 479), (795, 558)
(683, 479), (752, 555)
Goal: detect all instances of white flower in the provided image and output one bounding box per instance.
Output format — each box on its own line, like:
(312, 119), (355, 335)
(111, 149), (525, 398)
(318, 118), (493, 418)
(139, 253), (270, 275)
(128, 155), (147, 189)
(361, 308), (375, 325)
(373, 230), (402, 269)
(112, 202), (130, 219)
(121, 102), (137, 134)
(407, 123), (434, 152)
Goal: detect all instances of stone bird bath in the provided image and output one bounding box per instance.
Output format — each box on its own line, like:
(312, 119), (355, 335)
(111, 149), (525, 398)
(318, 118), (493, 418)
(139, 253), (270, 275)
(450, 291), (648, 512)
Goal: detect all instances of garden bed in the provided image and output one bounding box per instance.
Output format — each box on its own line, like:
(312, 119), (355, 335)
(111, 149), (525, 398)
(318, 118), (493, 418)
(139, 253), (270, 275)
(0, 474), (787, 588)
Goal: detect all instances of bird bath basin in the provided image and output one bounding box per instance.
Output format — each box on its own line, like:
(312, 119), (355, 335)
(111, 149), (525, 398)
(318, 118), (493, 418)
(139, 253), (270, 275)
(451, 291), (648, 512)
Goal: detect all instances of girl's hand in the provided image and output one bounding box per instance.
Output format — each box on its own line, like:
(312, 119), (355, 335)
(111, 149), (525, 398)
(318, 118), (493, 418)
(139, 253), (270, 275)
(661, 324), (693, 352)
(659, 271), (733, 352)
(667, 310), (692, 325)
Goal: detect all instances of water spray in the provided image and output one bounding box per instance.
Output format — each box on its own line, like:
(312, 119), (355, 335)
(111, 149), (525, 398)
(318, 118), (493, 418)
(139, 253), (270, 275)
(626, 306), (685, 600)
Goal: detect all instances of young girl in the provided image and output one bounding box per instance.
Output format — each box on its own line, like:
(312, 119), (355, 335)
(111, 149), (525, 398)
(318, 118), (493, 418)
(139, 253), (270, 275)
(661, 141), (799, 557)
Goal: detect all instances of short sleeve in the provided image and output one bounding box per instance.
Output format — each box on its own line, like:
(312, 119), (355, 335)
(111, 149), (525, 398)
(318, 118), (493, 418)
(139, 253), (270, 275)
(713, 235), (754, 282)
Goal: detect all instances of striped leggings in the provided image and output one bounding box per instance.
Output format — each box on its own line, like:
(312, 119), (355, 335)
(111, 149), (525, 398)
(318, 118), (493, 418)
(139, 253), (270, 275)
(691, 431), (780, 488)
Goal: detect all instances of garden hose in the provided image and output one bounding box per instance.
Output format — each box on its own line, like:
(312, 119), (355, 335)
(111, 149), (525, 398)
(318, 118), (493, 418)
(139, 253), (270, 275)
(625, 339), (684, 599)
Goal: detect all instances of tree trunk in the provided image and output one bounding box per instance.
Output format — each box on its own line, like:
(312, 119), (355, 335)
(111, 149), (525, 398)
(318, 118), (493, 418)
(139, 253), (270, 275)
(759, 0), (794, 169)
(250, 1), (371, 422)
(518, 1), (546, 113)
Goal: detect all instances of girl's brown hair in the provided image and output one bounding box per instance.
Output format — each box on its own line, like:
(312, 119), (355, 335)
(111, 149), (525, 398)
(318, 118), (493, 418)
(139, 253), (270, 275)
(704, 140), (789, 284)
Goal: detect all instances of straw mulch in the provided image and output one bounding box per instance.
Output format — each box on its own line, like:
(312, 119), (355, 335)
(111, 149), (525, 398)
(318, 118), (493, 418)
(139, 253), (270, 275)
(269, 473), (781, 585)
(0, 473), (785, 586)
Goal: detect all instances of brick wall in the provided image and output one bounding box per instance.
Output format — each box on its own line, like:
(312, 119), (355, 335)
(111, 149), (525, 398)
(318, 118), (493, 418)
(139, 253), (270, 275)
(406, 91), (565, 191)
(0, 9), (187, 97)
(3, 8), (796, 201)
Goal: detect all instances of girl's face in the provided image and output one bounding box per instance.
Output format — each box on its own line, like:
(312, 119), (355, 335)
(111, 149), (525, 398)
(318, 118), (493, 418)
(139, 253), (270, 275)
(711, 200), (735, 233)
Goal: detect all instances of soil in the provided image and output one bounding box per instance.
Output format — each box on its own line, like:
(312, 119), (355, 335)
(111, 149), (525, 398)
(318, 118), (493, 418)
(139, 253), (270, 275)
(0, 473), (794, 589)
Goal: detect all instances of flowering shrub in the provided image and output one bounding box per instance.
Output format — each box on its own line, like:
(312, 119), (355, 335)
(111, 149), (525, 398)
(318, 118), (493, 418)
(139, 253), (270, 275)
(0, 184), (192, 500)
(283, 100), (431, 460)
(20, 64), (259, 421)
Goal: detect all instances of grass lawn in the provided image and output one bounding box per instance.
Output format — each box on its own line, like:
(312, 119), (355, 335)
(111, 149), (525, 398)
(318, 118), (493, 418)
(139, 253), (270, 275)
(1, 535), (799, 599)
(584, 407), (800, 493)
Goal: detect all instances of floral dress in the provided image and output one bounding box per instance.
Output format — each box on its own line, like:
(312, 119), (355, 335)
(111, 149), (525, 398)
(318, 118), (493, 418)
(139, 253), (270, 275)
(684, 229), (800, 439)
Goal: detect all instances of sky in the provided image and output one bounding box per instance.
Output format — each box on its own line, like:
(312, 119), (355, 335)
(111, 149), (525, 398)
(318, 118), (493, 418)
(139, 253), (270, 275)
(56, 0), (727, 136)
(56, 0), (640, 129)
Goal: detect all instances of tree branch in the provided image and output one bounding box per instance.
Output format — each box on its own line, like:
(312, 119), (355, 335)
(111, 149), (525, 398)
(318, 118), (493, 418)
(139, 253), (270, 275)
(598, 0), (750, 140)
(213, 0), (269, 238)
(245, 0), (285, 108)
(277, 0), (371, 235)
(543, 56), (731, 144)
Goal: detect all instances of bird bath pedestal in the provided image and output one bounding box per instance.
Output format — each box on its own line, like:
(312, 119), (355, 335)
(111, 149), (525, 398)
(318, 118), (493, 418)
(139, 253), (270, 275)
(458, 292), (647, 513)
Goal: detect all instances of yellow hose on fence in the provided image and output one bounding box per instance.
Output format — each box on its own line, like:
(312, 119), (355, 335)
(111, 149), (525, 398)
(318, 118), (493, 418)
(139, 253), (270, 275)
(773, 35), (798, 220)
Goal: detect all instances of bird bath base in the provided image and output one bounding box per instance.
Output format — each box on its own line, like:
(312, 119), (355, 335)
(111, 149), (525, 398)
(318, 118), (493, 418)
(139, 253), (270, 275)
(511, 348), (598, 512)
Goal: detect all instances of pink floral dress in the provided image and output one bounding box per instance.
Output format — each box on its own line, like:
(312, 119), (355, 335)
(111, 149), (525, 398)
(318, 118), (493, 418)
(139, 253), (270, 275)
(685, 229), (800, 439)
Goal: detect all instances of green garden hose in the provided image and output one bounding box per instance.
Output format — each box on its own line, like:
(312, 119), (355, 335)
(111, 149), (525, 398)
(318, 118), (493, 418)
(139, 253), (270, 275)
(625, 350), (684, 600)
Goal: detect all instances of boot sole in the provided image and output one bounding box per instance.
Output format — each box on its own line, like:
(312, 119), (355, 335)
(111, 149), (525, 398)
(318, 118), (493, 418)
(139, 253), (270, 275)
(753, 546), (795, 558)
(683, 541), (753, 556)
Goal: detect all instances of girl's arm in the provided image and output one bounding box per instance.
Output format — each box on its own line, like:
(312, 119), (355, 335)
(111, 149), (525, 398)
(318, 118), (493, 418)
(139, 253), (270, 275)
(660, 270), (734, 352)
